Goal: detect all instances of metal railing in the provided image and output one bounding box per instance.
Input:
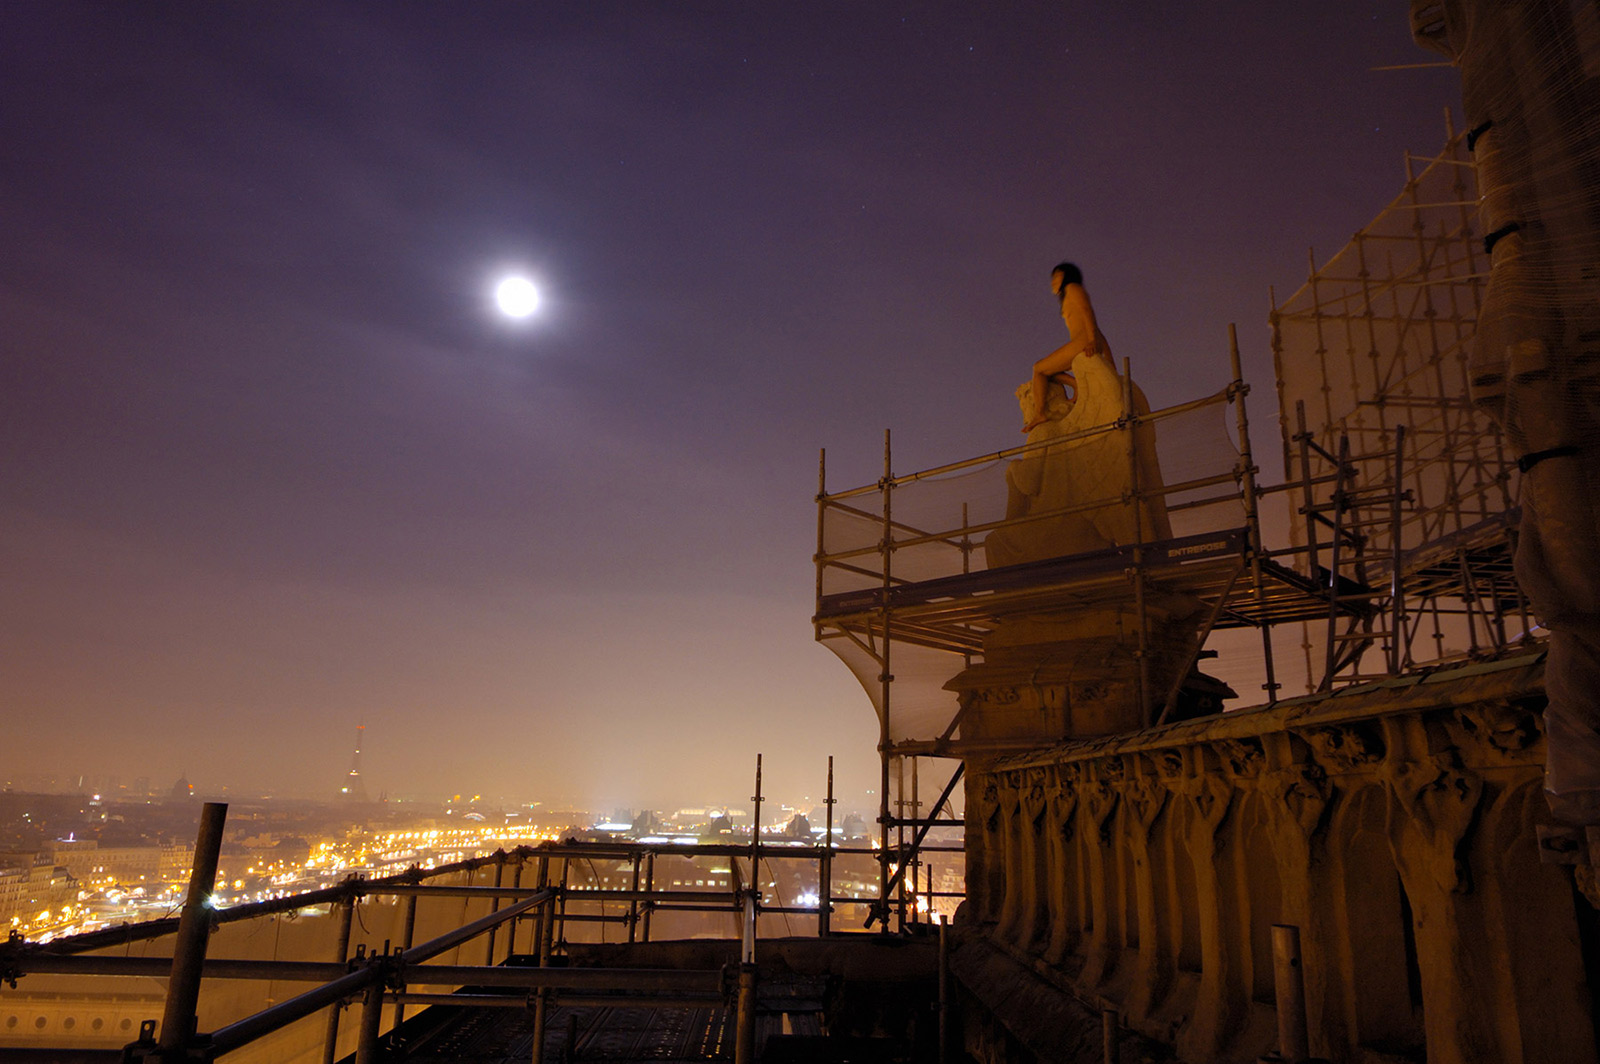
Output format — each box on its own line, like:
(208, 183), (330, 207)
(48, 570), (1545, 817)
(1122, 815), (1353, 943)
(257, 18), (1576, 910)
(0, 798), (959, 1063)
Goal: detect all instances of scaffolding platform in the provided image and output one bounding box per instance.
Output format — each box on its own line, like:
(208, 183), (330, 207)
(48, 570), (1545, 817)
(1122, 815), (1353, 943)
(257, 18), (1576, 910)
(815, 527), (1354, 658)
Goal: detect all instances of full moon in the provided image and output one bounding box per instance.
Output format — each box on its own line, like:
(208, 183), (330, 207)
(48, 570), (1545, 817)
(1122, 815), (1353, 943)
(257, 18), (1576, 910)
(494, 276), (540, 318)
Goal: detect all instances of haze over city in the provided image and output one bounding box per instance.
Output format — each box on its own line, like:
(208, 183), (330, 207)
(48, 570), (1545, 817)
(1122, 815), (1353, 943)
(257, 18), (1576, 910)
(2, 3), (1459, 808)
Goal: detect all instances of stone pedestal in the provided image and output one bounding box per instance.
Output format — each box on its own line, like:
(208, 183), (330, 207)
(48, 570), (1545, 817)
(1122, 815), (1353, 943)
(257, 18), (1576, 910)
(948, 594), (1205, 745)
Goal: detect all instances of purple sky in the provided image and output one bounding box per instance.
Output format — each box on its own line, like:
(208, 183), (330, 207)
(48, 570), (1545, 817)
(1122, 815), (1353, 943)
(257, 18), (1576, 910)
(0, 3), (1459, 810)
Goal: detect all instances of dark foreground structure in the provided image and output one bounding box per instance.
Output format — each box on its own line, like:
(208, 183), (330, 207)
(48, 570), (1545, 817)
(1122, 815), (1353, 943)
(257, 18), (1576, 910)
(0, 829), (950, 1063)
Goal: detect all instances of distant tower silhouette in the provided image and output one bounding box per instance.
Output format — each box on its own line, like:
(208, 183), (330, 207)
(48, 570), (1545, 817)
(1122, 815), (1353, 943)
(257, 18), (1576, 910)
(339, 724), (368, 801)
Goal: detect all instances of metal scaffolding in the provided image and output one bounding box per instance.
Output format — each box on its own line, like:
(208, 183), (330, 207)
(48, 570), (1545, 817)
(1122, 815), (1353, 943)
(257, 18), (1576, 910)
(815, 123), (1527, 929)
(815, 340), (1340, 933)
(1271, 118), (1525, 689)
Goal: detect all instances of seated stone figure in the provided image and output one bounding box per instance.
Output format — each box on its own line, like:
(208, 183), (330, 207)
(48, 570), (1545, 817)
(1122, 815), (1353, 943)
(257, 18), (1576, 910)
(951, 262), (1206, 743)
(985, 350), (1171, 569)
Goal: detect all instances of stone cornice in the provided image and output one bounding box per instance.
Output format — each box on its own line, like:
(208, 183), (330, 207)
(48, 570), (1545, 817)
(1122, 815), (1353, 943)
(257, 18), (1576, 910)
(987, 649), (1546, 774)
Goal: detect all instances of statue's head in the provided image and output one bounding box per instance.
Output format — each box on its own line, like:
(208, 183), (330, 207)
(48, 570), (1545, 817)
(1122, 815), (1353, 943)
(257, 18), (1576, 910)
(1050, 261), (1084, 302)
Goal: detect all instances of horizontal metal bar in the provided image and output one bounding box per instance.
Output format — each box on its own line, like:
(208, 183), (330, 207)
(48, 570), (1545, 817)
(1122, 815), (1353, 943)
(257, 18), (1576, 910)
(527, 841), (827, 860)
(404, 965), (723, 992)
(2, 952), (751, 996)
(562, 889), (738, 903)
(189, 891), (564, 1056)
(833, 846), (964, 855)
(402, 888), (554, 964)
(820, 386), (1233, 499)
(378, 883), (556, 900)
(554, 993), (727, 1009)
(755, 906), (822, 915)
(25, 881), (357, 957)
(392, 991), (531, 1009)
(208, 964), (379, 1054)
(28, 851), (544, 956)
(636, 904), (747, 916)
(204, 959), (723, 1054)
(11, 955), (350, 981)
(390, 991), (725, 1010)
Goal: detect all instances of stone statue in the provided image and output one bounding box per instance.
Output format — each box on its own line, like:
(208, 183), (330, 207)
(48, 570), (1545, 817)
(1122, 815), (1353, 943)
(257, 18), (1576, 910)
(952, 262), (1202, 742)
(1023, 263), (1111, 433)
(986, 265), (1172, 569)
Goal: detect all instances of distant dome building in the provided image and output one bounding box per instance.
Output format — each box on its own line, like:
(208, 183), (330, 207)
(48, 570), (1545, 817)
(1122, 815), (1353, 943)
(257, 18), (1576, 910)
(168, 776), (194, 801)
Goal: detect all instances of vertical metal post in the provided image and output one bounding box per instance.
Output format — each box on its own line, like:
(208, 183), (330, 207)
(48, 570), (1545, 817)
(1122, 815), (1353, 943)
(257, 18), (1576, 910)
(816, 447), (829, 626)
(508, 856), (525, 956)
(1272, 924), (1310, 1063)
(1294, 402), (1321, 693)
(1389, 425), (1408, 674)
(641, 852), (655, 943)
(531, 876), (555, 1064)
(354, 973), (384, 1064)
(741, 890), (757, 965)
(1321, 435), (1351, 689)
(556, 859), (570, 949)
(750, 753), (764, 910)
(937, 916), (950, 1064)
(878, 429), (894, 934)
(484, 851), (505, 966)
(896, 755), (907, 933)
(735, 963), (758, 1064)
(157, 801), (227, 1062)
(1294, 401), (1322, 571)
(1101, 1008), (1120, 1064)
(458, 863), (474, 964)
(819, 756), (834, 937)
(627, 851), (642, 944)
(1457, 549), (1483, 652)
(1230, 326), (1278, 703)
(390, 889), (419, 1044)
(1122, 359), (1150, 724)
(735, 893), (758, 1064)
(912, 756), (923, 925)
(322, 891), (356, 1064)
(533, 855), (550, 959)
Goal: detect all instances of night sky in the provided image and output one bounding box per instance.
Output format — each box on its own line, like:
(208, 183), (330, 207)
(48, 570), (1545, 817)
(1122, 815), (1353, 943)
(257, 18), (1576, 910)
(1, 3), (1460, 810)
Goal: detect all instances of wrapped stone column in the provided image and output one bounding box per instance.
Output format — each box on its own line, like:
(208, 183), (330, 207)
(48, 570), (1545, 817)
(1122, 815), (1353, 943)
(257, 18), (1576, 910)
(1413, 0), (1600, 825)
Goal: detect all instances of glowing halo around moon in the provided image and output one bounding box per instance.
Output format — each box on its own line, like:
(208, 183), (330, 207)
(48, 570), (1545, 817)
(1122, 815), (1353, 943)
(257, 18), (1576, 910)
(493, 275), (541, 318)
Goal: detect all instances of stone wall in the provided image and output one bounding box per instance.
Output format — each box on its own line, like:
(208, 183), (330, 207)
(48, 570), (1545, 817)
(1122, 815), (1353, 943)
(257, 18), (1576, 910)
(958, 651), (1599, 1064)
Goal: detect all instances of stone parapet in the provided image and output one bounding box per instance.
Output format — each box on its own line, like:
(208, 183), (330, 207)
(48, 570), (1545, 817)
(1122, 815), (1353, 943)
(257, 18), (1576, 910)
(959, 650), (1600, 1064)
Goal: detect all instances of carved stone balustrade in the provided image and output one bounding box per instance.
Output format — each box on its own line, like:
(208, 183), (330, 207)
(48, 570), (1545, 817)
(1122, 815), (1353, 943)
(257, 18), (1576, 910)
(955, 650), (1599, 1064)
